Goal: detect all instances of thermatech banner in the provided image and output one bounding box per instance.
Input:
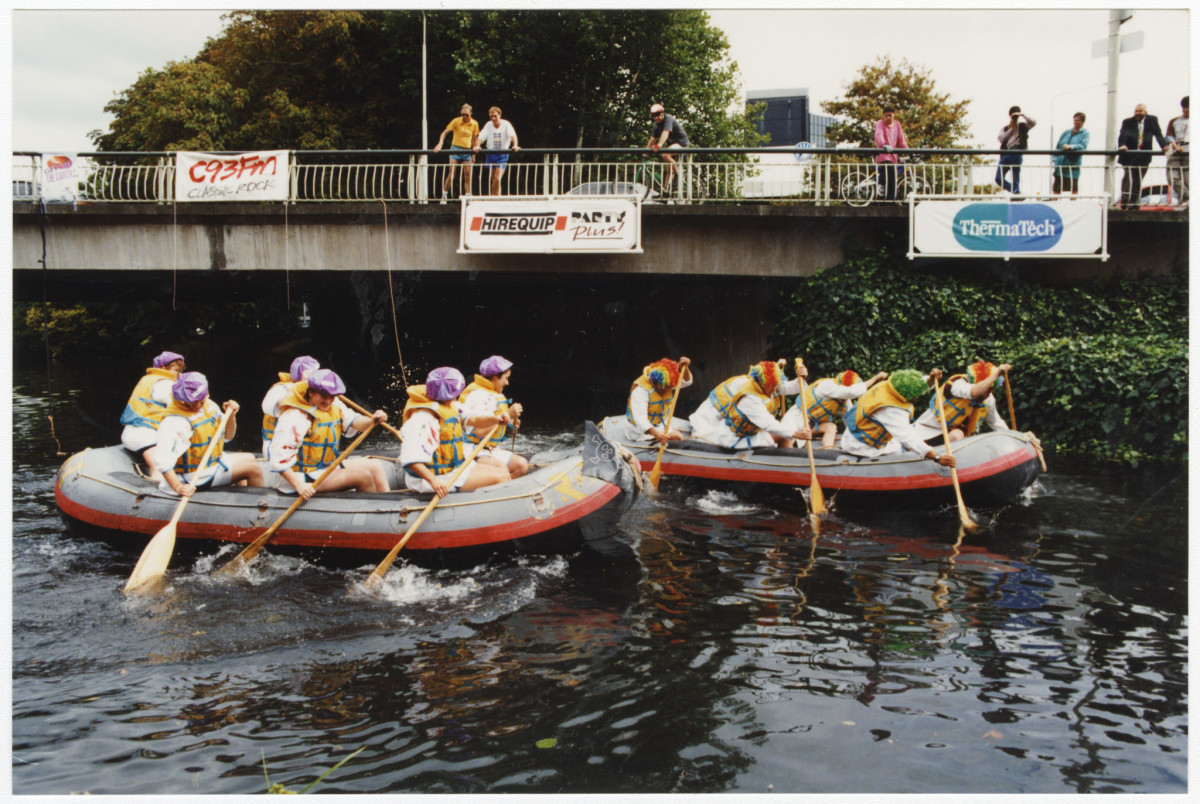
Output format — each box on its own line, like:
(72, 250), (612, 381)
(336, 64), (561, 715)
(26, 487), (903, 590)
(911, 198), (1106, 259)
(174, 151), (289, 202)
(459, 196), (642, 253)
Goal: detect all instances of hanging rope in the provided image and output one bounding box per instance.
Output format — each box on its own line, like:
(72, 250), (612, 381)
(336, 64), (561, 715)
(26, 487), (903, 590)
(37, 198), (65, 456)
(382, 199), (407, 387)
(171, 200), (178, 310)
(284, 201), (291, 309)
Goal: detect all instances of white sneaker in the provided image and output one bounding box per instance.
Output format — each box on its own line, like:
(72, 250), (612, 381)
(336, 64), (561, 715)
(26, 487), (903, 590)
(440, 192), (448, 205)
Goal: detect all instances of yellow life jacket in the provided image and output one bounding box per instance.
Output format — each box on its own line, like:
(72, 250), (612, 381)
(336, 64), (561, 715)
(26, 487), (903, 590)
(403, 386), (466, 476)
(277, 383), (348, 473)
(929, 374), (989, 436)
(120, 367), (176, 429)
(844, 381), (914, 449)
(707, 375), (773, 438)
(460, 374), (510, 447)
(625, 371), (676, 430)
(162, 398), (224, 475)
(260, 372), (293, 445)
(799, 377), (846, 425)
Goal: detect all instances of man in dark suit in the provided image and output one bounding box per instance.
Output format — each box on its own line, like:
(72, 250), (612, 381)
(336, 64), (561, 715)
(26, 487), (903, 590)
(1117, 103), (1167, 208)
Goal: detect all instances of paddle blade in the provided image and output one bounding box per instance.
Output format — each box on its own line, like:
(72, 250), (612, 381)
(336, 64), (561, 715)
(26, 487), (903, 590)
(648, 462), (663, 490)
(809, 477), (826, 514)
(124, 523), (176, 593)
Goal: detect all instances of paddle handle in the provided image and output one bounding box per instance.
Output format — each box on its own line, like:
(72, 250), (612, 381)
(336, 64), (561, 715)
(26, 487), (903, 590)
(366, 423), (500, 584)
(217, 419), (380, 572)
(933, 377), (976, 531)
(340, 395), (403, 441)
(1002, 369), (1018, 431)
(648, 359), (688, 489)
(796, 359), (825, 515)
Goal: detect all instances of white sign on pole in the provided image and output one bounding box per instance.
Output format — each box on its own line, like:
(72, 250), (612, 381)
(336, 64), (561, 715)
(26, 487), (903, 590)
(1091, 29), (1144, 59)
(175, 151), (290, 202)
(41, 154), (86, 203)
(910, 198), (1107, 260)
(459, 196), (642, 253)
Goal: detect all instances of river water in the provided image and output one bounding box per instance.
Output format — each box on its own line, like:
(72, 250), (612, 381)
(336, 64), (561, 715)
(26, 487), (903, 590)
(11, 363), (1188, 795)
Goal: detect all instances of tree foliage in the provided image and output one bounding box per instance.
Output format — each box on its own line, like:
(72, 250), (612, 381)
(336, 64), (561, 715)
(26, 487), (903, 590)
(820, 56), (973, 149)
(90, 9), (765, 153)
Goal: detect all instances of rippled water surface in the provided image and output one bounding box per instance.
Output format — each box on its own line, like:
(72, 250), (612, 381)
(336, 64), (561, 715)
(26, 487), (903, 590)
(12, 371), (1188, 795)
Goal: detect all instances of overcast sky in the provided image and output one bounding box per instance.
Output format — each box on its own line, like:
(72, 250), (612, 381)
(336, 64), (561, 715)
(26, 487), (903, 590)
(5, 7), (1194, 154)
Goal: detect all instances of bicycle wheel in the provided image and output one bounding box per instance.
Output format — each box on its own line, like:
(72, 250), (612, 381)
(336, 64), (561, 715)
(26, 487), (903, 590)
(840, 170), (876, 207)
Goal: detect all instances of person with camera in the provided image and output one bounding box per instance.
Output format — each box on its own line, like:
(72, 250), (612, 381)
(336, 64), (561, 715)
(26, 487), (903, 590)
(996, 105), (1036, 195)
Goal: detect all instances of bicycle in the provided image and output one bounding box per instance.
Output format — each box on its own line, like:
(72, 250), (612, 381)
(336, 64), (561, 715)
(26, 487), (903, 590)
(839, 156), (930, 207)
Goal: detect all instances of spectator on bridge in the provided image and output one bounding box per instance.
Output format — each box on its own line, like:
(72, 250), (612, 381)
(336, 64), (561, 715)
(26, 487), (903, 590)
(874, 107), (909, 201)
(460, 355), (529, 478)
(647, 103), (690, 199)
(260, 355), (319, 457)
(995, 105), (1036, 195)
(399, 367), (513, 497)
(1052, 112), (1090, 195)
(120, 350), (186, 482)
(780, 365), (889, 449)
(1164, 96), (1189, 208)
(688, 360), (813, 449)
(154, 372), (266, 497)
(433, 104), (480, 203)
(620, 356), (693, 445)
(840, 369), (955, 467)
(266, 369), (391, 497)
(474, 107), (520, 196)
(1117, 103), (1166, 209)
(912, 361), (1012, 445)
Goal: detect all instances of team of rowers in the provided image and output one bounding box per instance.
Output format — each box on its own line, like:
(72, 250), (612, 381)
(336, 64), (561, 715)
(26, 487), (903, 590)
(119, 351), (1011, 501)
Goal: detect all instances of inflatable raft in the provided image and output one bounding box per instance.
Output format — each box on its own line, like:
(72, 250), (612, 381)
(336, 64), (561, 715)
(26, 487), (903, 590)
(598, 415), (1043, 508)
(56, 422), (639, 567)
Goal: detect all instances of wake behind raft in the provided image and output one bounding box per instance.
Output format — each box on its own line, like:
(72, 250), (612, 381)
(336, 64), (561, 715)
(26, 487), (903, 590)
(55, 422), (640, 569)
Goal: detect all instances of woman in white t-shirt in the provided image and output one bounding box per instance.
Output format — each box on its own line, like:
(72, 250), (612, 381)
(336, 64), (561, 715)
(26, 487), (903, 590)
(474, 106), (520, 196)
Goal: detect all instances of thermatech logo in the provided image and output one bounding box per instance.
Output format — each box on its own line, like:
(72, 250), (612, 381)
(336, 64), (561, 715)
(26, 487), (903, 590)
(953, 204), (1064, 252)
(470, 213), (567, 235)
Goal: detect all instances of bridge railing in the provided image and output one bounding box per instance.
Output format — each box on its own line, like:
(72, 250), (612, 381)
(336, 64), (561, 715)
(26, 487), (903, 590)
(12, 148), (1185, 208)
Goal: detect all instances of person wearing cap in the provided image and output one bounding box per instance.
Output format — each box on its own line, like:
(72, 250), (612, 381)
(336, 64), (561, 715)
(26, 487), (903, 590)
(260, 355), (320, 457)
(779, 366), (889, 449)
(399, 367), (514, 497)
(154, 372), (266, 497)
(840, 369), (955, 467)
(621, 356), (694, 444)
(912, 361), (1012, 445)
(266, 369), (390, 498)
(120, 350), (186, 482)
(996, 105), (1036, 195)
(459, 355), (529, 478)
(432, 103), (480, 202)
(647, 103), (690, 197)
(1165, 96), (1189, 208)
(688, 360), (813, 449)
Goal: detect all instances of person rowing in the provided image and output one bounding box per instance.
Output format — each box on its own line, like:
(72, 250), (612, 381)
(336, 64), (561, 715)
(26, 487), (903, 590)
(688, 359), (813, 449)
(120, 350), (185, 482)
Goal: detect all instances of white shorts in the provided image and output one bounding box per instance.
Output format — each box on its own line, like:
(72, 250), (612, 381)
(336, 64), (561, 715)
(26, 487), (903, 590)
(121, 424), (158, 453)
(158, 456), (234, 494)
(402, 461), (476, 494)
(478, 446), (515, 466)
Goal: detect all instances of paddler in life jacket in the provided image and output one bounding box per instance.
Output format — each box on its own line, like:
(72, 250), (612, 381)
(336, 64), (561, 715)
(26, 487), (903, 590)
(840, 368), (956, 467)
(688, 359), (813, 449)
(779, 362), (890, 449)
(266, 369), (391, 497)
(121, 350), (186, 482)
(260, 355), (320, 457)
(620, 356), (693, 445)
(154, 371), (267, 497)
(399, 367), (514, 498)
(913, 360), (1012, 445)
(459, 355), (529, 478)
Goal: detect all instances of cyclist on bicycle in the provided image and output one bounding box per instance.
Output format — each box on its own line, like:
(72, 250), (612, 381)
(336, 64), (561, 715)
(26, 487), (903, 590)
(648, 103), (690, 197)
(874, 106), (909, 201)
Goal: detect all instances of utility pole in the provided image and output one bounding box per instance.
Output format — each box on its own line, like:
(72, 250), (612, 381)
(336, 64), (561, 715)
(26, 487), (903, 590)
(1104, 9), (1133, 202)
(419, 12), (429, 201)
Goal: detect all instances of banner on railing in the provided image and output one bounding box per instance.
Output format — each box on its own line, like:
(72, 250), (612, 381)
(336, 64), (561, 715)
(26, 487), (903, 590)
(910, 197), (1107, 260)
(175, 150), (289, 202)
(41, 154), (88, 203)
(459, 196), (642, 253)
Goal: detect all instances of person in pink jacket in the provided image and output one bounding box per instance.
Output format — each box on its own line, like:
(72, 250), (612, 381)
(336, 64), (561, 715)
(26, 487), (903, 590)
(875, 107), (909, 201)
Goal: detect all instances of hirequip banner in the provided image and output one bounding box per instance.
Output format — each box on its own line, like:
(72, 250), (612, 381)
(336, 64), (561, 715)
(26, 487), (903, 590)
(912, 198), (1105, 258)
(175, 151), (289, 202)
(459, 196), (642, 253)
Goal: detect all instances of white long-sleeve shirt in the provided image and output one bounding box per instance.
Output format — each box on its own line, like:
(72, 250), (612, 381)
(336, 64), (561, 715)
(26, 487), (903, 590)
(840, 404), (932, 458)
(120, 377), (173, 451)
(620, 374), (694, 442)
(689, 378), (802, 449)
(153, 401), (227, 485)
(266, 398), (362, 479)
(912, 378), (1010, 441)
(779, 378), (869, 431)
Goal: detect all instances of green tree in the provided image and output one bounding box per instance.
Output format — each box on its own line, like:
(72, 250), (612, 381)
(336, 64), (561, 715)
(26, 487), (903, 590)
(820, 56), (973, 148)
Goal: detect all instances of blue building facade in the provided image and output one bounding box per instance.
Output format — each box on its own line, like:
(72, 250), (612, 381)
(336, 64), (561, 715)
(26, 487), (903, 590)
(747, 88), (836, 147)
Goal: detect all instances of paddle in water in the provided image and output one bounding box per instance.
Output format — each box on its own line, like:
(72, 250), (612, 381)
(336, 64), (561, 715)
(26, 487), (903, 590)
(932, 371), (980, 534)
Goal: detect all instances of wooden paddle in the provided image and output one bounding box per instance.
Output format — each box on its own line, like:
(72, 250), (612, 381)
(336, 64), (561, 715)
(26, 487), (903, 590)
(124, 405), (235, 593)
(360, 424), (500, 591)
(1002, 368), (1047, 472)
(932, 375), (980, 534)
(795, 359), (826, 517)
(648, 360), (687, 490)
(340, 395), (402, 442)
(213, 419), (380, 576)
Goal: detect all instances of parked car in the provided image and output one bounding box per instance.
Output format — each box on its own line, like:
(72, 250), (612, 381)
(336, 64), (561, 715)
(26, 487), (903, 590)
(13, 180), (36, 201)
(565, 181), (658, 203)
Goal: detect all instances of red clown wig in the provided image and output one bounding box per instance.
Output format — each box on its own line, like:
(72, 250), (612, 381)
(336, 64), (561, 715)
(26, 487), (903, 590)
(837, 370), (862, 387)
(967, 361), (995, 384)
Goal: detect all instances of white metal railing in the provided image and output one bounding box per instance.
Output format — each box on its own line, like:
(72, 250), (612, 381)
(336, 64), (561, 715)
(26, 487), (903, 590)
(11, 151), (1187, 208)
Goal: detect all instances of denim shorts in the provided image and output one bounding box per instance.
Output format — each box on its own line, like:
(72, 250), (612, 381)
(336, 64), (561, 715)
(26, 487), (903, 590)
(449, 145), (473, 164)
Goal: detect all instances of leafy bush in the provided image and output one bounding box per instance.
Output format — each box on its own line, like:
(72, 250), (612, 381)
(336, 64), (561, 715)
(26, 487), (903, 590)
(772, 247), (1187, 462)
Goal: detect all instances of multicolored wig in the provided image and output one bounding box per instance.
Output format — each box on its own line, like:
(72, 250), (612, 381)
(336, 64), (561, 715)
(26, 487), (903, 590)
(967, 360), (1003, 388)
(645, 358), (681, 391)
(837, 370), (862, 387)
(748, 360), (783, 395)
